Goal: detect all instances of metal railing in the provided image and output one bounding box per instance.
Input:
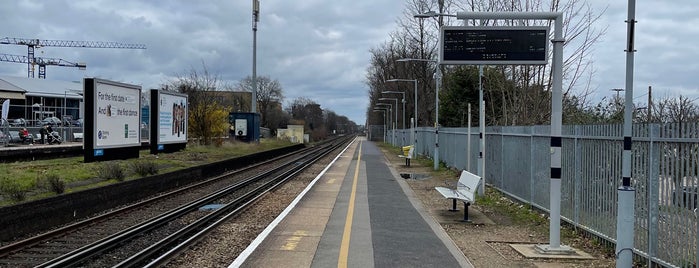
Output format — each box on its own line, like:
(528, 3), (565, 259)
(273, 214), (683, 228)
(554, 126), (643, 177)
(389, 123), (698, 267)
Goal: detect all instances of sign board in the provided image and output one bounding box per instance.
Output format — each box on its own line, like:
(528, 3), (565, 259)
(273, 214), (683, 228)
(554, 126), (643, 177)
(92, 79), (141, 149)
(83, 78), (142, 162)
(440, 26), (549, 65)
(235, 119), (247, 136)
(157, 91), (188, 144)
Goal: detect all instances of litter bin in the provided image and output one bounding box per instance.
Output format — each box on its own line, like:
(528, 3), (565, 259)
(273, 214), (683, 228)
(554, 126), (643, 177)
(401, 145), (413, 167)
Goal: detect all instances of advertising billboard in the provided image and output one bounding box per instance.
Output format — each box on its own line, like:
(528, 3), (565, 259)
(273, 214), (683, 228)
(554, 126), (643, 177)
(158, 91), (188, 144)
(93, 79), (141, 148)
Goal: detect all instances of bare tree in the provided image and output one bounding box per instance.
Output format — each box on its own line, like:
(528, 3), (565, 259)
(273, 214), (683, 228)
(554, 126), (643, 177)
(236, 75), (284, 129)
(366, 0), (607, 127)
(167, 62), (228, 145)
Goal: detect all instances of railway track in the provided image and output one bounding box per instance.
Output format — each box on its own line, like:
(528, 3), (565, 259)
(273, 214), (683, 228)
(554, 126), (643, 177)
(0, 135), (354, 267)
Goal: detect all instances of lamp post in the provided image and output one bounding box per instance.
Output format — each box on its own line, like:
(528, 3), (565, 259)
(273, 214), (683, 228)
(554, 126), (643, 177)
(382, 91), (406, 146)
(386, 79), (418, 152)
(376, 102), (394, 145)
(379, 97), (399, 144)
(380, 92), (405, 129)
(373, 109), (387, 142)
(397, 58), (441, 170)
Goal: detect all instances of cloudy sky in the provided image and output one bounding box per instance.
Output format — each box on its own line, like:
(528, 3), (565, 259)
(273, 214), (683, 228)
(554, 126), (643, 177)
(0, 0), (697, 125)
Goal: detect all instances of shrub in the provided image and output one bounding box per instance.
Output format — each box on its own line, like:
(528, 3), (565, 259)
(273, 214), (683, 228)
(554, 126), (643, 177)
(42, 174), (65, 194)
(132, 161), (158, 177)
(97, 162), (125, 181)
(0, 178), (27, 202)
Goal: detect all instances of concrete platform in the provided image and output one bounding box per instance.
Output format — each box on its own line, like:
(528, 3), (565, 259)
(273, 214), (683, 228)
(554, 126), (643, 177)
(234, 138), (473, 267)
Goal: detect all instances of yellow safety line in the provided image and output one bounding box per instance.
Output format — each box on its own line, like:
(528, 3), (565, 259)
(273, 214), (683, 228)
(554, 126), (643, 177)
(338, 140), (362, 268)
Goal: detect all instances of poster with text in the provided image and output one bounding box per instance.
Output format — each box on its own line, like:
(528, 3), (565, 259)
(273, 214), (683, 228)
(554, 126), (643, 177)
(94, 80), (141, 148)
(158, 91), (188, 143)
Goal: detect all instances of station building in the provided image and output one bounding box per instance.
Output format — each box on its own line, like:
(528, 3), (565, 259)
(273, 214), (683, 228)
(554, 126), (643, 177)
(0, 75), (83, 125)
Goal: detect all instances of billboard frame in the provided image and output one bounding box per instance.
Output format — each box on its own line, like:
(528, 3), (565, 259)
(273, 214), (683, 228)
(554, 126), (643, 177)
(150, 89), (188, 154)
(439, 25), (549, 65)
(83, 78), (142, 162)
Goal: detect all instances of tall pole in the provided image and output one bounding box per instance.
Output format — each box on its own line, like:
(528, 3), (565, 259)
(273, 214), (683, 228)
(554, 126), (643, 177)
(434, 66), (442, 170)
(548, 12), (566, 253)
(414, 80), (418, 149)
(647, 86), (652, 122)
(478, 66), (485, 195)
(467, 103), (471, 172)
(251, 0), (259, 114)
(616, 0), (637, 266)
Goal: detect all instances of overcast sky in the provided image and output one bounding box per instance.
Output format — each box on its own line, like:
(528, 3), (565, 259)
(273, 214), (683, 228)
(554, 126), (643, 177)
(0, 1), (697, 125)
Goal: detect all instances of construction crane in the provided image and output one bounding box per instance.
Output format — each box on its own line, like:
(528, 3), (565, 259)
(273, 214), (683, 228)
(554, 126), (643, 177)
(0, 37), (146, 78)
(0, 53), (86, 79)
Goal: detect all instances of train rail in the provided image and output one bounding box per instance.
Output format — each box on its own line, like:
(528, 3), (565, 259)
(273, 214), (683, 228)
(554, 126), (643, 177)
(0, 135), (354, 267)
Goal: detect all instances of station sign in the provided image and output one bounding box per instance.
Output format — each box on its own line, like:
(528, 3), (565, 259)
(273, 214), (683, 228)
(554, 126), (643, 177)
(440, 26), (549, 65)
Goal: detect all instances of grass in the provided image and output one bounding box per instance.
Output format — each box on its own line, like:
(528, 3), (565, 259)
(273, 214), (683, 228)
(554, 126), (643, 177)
(376, 141), (614, 257)
(0, 138), (295, 206)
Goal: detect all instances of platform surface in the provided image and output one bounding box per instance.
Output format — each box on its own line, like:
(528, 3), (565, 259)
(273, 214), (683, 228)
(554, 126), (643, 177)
(238, 138), (472, 267)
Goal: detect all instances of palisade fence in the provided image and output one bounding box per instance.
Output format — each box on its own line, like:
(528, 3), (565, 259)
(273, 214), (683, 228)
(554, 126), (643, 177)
(386, 123), (698, 267)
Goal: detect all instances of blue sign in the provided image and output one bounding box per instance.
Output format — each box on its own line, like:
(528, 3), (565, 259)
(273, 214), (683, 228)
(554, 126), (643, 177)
(94, 149), (104, 156)
(158, 144), (164, 151)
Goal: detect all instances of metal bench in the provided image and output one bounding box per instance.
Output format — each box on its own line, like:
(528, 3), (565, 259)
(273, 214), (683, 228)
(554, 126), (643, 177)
(435, 170), (482, 222)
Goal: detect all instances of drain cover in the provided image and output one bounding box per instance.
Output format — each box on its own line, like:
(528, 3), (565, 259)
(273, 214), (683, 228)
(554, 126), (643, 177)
(199, 204), (224, 211)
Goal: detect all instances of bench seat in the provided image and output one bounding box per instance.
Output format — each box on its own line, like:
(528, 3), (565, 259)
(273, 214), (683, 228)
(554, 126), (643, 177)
(435, 170), (482, 222)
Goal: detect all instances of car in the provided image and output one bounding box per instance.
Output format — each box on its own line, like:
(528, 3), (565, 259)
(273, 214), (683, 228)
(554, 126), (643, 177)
(9, 118), (27, 127)
(38, 117), (61, 127)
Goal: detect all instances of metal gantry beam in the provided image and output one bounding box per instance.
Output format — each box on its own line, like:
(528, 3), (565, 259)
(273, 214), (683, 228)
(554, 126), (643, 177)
(0, 37), (145, 78)
(0, 53), (86, 79)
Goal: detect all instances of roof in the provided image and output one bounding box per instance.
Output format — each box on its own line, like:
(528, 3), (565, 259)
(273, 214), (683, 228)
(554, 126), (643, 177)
(0, 77), (26, 99)
(0, 75), (82, 99)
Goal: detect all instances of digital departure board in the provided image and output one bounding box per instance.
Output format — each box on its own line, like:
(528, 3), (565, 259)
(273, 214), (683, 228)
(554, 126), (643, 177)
(440, 26), (549, 65)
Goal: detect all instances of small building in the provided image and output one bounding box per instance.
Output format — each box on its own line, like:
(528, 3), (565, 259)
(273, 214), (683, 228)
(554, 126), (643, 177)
(0, 75), (82, 125)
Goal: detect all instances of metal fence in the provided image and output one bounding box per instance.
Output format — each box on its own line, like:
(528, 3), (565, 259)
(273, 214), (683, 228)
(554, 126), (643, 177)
(389, 123), (698, 267)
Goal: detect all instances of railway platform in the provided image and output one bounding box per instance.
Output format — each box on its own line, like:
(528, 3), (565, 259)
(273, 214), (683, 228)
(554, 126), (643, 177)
(233, 137), (473, 267)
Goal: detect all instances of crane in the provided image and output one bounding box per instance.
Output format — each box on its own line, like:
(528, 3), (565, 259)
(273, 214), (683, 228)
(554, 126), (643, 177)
(0, 53), (86, 79)
(0, 37), (146, 78)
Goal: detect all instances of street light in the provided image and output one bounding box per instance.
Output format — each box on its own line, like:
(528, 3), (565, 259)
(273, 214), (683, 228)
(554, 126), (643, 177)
(413, 11), (457, 18)
(381, 91), (405, 130)
(384, 79), (417, 153)
(373, 109), (387, 142)
(376, 102), (394, 144)
(397, 58), (442, 170)
(379, 97), (400, 146)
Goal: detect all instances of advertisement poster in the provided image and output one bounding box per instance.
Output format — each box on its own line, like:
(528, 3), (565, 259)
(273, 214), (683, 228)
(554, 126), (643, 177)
(158, 91), (187, 143)
(94, 81), (141, 148)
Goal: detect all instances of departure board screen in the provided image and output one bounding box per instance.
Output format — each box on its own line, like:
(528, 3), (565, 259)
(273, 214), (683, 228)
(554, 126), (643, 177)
(440, 26), (549, 65)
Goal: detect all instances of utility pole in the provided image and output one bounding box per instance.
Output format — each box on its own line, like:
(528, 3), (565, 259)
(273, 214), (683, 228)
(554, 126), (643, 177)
(647, 86), (652, 123)
(251, 0), (260, 114)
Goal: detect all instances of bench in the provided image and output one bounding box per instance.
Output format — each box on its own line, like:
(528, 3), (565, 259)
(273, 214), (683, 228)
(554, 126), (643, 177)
(73, 132), (83, 141)
(435, 170), (482, 222)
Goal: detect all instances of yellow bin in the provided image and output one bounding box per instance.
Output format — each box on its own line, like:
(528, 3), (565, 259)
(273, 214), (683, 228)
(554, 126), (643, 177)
(402, 145), (413, 157)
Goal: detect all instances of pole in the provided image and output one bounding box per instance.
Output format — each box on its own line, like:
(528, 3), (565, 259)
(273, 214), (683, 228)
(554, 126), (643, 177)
(401, 95), (406, 130)
(402, 95), (406, 146)
(539, 12), (568, 253)
(394, 98), (398, 145)
(467, 103), (471, 172)
(251, 0), (259, 114)
(414, 80), (418, 150)
(647, 86), (652, 123)
(616, 0), (637, 266)
(434, 66), (442, 170)
(478, 66), (485, 195)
